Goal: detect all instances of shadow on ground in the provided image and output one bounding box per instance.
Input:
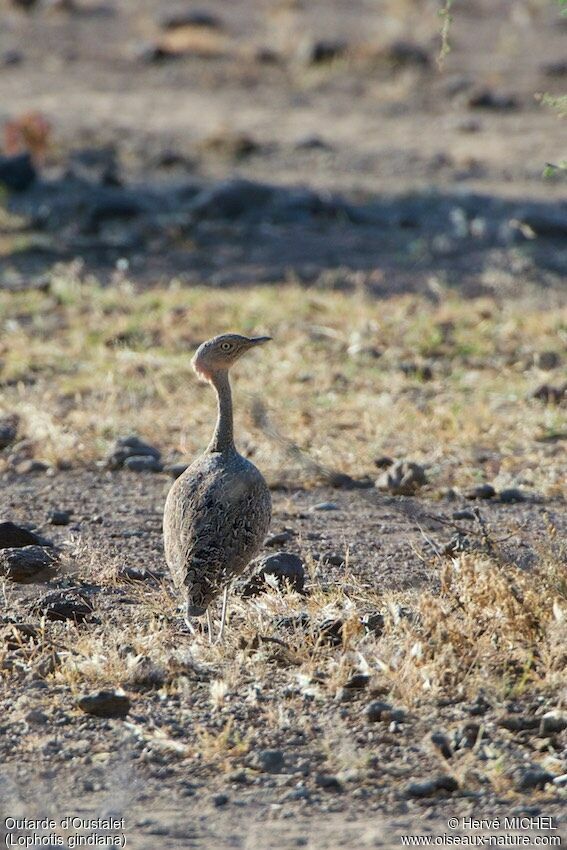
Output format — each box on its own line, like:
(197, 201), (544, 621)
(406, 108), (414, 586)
(1, 156), (566, 295)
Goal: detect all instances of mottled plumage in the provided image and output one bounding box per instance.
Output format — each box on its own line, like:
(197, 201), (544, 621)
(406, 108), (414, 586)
(163, 333), (272, 634)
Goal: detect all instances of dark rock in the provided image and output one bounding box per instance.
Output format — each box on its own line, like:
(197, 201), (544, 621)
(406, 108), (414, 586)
(406, 775), (459, 798)
(539, 712), (567, 735)
(376, 461), (427, 495)
(315, 773), (343, 791)
(452, 510), (477, 521)
(309, 501), (339, 512)
(542, 60), (567, 78)
(25, 709), (48, 724)
(536, 350), (561, 370)
(0, 546), (55, 582)
(48, 510), (71, 526)
(467, 89), (519, 110)
(498, 715), (540, 732)
(35, 589), (93, 622)
(0, 153), (36, 192)
(530, 383), (567, 405)
(465, 484), (496, 500)
(158, 9), (222, 30)
(516, 768), (554, 791)
(123, 455), (163, 473)
(106, 435), (161, 469)
(241, 552), (305, 598)
(294, 135), (332, 151)
(343, 674), (370, 690)
(383, 40), (430, 69)
(254, 749), (285, 773)
(374, 456), (394, 469)
(1, 50), (24, 67)
(0, 416), (19, 449)
(365, 700), (393, 722)
(0, 522), (44, 549)
(189, 179), (274, 221)
(519, 212), (567, 239)
(77, 690), (130, 719)
(430, 732), (453, 760)
(164, 462), (189, 479)
(296, 38), (347, 65)
(211, 793), (229, 808)
(265, 531), (294, 547)
(361, 612), (385, 637)
(16, 459), (48, 474)
(499, 488), (528, 504)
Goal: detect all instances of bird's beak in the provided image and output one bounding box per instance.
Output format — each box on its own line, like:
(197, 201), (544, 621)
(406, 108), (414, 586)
(249, 336), (272, 345)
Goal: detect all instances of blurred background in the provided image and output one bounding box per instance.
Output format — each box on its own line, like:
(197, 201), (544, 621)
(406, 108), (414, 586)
(0, 0), (565, 291)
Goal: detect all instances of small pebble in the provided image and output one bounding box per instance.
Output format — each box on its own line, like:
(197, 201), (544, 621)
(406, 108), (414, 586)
(464, 484), (496, 500)
(48, 510), (71, 525)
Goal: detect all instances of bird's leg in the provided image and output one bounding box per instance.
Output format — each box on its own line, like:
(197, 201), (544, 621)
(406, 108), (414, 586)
(206, 609), (214, 645)
(215, 586), (230, 645)
(183, 615), (198, 636)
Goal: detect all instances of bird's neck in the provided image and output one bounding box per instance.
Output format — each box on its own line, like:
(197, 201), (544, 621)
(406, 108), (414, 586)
(208, 369), (235, 453)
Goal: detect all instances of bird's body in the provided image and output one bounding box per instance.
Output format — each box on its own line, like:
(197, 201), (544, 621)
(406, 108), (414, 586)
(163, 332), (272, 635)
(164, 449), (271, 615)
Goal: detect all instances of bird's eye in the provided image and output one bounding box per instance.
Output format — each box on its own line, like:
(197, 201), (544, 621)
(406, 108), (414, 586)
(220, 342), (232, 351)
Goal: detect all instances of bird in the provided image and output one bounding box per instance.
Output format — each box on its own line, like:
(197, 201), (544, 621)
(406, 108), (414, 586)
(163, 333), (272, 642)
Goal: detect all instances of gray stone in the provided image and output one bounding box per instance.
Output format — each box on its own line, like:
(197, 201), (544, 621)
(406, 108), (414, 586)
(107, 435), (161, 469)
(254, 750), (285, 773)
(241, 552), (305, 598)
(365, 701), (393, 722)
(49, 510), (72, 525)
(0, 415), (18, 449)
(406, 775), (459, 798)
(499, 488), (528, 504)
(315, 773), (343, 791)
(536, 350), (561, 370)
(465, 484), (496, 500)
(0, 152), (36, 192)
(265, 531), (294, 547)
(516, 768), (554, 791)
(430, 732), (453, 760)
(295, 38), (347, 65)
(309, 502), (339, 512)
(376, 461), (427, 495)
(0, 546), (55, 582)
(77, 691), (130, 719)
(0, 522), (44, 549)
(36, 589), (93, 622)
(212, 793), (229, 807)
(539, 712), (567, 735)
(158, 9), (222, 30)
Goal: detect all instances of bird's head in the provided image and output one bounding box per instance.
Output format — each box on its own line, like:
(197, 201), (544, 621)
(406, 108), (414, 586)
(192, 333), (271, 381)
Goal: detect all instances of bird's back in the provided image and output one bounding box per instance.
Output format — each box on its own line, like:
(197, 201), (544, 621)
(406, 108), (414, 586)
(163, 449), (271, 610)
